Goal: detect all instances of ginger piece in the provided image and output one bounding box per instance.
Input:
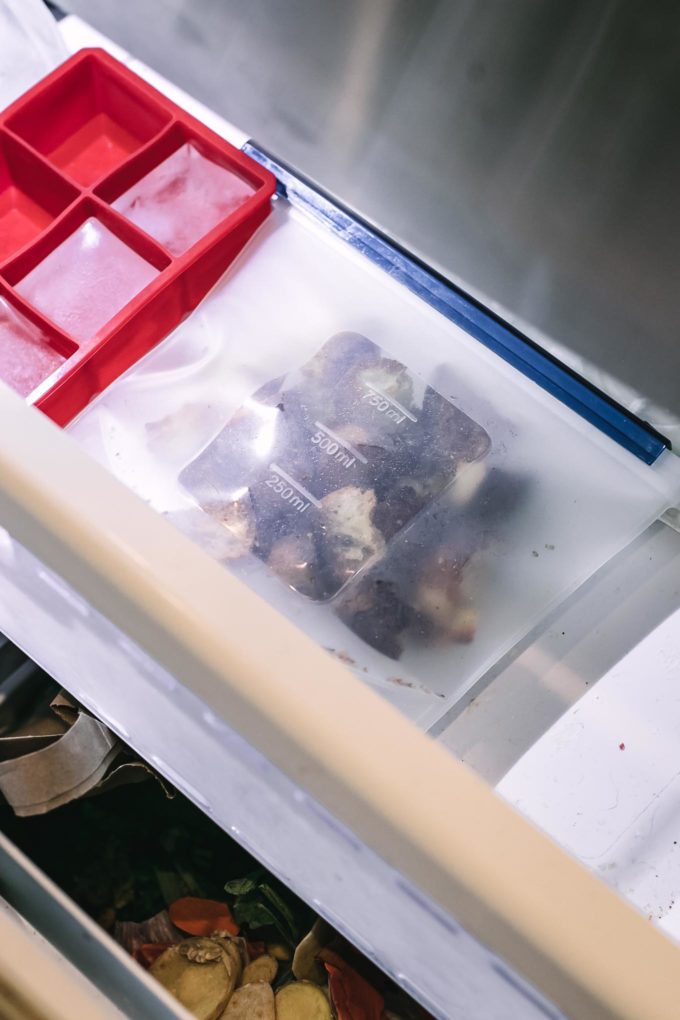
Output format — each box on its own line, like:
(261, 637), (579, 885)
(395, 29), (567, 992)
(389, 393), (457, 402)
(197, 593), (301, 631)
(239, 954), (277, 986)
(220, 982), (275, 1020)
(275, 981), (332, 1020)
(150, 936), (241, 1020)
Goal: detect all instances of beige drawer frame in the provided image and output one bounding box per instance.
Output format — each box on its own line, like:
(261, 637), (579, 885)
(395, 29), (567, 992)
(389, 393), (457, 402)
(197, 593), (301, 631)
(0, 834), (188, 1020)
(0, 383), (678, 1020)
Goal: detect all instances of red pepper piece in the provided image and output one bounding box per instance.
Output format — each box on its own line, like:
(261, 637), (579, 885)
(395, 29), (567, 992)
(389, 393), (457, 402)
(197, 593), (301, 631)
(168, 896), (239, 937)
(245, 940), (267, 961)
(321, 949), (384, 1020)
(133, 943), (173, 969)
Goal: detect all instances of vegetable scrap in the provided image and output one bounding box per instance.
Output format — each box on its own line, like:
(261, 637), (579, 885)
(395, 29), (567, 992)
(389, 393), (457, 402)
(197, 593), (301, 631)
(169, 896), (239, 937)
(322, 948), (384, 1020)
(275, 981), (331, 1020)
(335, 463), (527, 659)
(148, 903), (425, 1019)
(224, 871), (303, 948)
(241, 953), (278, 985)
(151, 934), (242, 1020)
(224, 982), (276, 1019)
(133, 942), (174, 968)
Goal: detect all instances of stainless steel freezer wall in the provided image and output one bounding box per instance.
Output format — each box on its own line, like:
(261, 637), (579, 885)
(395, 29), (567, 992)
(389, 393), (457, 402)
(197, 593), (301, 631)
(4, 12), (680, 1020)
(59, 0), (680, 418)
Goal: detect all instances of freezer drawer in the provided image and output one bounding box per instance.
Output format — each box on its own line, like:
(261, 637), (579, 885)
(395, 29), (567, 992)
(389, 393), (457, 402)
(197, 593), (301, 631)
(0, 524), (568, 1020)
(0, 16), (679, 1020)
(1, 384), (680, 1020)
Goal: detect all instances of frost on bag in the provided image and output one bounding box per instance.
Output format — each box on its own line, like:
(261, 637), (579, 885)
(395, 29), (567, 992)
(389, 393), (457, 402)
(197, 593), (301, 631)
(180, 332), (495, 650)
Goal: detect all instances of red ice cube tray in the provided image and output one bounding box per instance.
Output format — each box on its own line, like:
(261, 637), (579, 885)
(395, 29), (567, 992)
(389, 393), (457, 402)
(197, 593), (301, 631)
(0, 48), (276, 425)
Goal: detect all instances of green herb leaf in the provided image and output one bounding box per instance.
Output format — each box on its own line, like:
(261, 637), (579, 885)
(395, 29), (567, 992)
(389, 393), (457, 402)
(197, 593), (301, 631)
(259, 883), (298, 943)
(154, 868), (190, 907)
(224, 876), (259, 896)
(175, 863), (204, 898)
(232, 898), (279, 930)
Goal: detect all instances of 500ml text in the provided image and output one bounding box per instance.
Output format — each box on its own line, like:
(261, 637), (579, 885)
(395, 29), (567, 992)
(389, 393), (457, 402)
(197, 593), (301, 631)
(311, 430), (356, 468)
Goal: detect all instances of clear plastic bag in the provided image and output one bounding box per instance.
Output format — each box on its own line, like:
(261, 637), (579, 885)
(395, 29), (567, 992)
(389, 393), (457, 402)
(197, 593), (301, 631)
(179, 332), (490, 601)
(68, 201), (680, 728)
(0, 0), (67, 110)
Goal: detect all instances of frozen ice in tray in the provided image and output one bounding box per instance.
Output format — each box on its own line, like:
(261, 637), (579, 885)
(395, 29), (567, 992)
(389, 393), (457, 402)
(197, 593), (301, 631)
(112, 142), (255, 255)
(0, 297), (66, 397)
(16, 218), (159, 342)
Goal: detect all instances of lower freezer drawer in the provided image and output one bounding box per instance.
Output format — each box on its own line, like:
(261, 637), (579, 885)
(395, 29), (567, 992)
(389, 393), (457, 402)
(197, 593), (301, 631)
(0, 832), (189, 1020)
(0, 637), (438, 1020)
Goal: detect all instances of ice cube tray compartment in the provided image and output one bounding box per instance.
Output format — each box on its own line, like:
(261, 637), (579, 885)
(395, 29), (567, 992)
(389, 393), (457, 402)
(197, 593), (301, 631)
(0, 48), (276, 425)
(14, 215), (164, 343)
(97, 122), (260, 256)
(0, 134), (79, 263)
(5, 53), (171, 187)
(2, 197), (171, 287)
(0, 287), (77, 399)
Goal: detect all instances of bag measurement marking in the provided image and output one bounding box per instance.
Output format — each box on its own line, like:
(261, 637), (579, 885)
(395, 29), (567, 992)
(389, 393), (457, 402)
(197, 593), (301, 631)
(267, 463), (320, 511)
(361, 383), (417, 424)
(312, 420), (366, 467)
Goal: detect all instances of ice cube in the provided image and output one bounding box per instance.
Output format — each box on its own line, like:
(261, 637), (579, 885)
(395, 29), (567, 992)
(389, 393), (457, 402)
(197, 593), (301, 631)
(112, 142), (255, 255)
(0, 297), (66, 397)
(15, 218), (159, 342)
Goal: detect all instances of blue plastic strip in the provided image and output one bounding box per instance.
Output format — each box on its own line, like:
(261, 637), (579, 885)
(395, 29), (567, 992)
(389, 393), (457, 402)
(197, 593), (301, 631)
(244, 143), (670, 466)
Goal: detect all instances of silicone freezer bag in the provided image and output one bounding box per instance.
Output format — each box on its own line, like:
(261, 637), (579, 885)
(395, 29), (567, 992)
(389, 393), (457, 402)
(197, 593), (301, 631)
(68, 195), (680, 731)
